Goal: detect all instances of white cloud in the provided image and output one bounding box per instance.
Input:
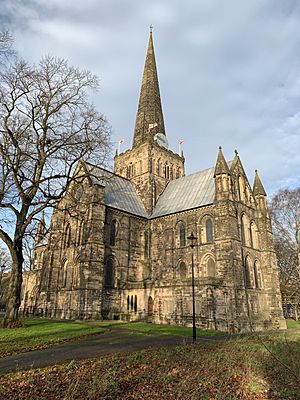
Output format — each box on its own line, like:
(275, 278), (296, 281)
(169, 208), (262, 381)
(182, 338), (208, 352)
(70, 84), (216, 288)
(2, 0), (300, 194)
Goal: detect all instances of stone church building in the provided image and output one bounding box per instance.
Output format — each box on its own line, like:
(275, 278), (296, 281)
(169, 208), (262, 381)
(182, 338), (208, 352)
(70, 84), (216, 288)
(21, 32), (286, 332)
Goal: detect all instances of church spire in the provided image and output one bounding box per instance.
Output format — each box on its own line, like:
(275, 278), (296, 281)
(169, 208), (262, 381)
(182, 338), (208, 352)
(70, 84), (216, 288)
(133, 29), (166, 147)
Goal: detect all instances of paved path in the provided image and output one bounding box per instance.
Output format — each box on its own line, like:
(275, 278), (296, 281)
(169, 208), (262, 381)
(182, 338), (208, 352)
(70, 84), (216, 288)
(0, 329), (189, 375)
(1, 327), (296, 375)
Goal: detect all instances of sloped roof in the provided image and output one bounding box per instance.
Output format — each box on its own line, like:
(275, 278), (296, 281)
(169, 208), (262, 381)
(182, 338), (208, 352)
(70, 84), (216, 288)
(150, 167), (215, 218)
(85, 164), (148, 218)
(85, 161), (232, 219)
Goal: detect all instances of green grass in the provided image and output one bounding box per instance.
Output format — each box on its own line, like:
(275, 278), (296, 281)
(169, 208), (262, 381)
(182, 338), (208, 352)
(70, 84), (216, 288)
(0, 319), (105, 357)
(114, 321), (222, 337)
(286, 319), (300, 329)
(1, 331), (300, 400)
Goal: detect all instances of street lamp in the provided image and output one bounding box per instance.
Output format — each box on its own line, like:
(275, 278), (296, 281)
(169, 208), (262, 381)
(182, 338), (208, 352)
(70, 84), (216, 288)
(187, 232), (197, 343)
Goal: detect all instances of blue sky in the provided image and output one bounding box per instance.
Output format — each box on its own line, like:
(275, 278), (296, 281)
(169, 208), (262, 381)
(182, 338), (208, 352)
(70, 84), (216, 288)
(2, 0), (300, 196)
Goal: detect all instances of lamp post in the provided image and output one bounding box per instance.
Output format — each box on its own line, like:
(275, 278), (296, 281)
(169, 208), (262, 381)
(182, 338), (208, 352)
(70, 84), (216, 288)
(187, 232), (197, 343)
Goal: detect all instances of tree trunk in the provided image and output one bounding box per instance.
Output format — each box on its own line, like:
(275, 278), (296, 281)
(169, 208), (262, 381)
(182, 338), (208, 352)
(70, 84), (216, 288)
(3, 240), (24, 327)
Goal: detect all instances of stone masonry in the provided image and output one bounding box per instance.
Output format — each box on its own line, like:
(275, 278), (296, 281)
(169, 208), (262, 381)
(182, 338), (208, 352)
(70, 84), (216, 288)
(21, 31), (286, 332)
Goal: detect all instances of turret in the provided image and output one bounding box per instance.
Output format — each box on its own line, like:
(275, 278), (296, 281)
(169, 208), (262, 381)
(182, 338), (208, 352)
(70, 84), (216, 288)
(253, 170), (267, 210)
(214, 146), (232, 201)
(36, 211), (46, 244)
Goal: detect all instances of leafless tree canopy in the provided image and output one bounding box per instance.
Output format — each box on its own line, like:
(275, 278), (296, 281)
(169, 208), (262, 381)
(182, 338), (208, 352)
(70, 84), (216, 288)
(0, 56), (111, 325)
(270, 188), (300, 318)
(0, 31), (15, 67)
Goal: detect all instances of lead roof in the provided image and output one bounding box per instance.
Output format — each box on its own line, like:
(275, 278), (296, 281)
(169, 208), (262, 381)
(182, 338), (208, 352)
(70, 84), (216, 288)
(85, 161), (233, 219)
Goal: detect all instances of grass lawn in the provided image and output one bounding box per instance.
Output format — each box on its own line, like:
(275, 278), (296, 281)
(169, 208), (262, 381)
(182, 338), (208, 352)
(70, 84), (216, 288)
(285, 318), (300, 329)
(114, 321), (222, 337)
(0, 319), (106, 357)
(1, 330), (300, 400)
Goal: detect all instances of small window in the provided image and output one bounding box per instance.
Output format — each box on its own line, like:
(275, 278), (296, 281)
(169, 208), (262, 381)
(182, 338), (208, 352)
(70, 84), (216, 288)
(110, 220), (117, 246)
(254, 261), (263, 289)
(207, 258), (216, 277)
(241, 216), (246, 246)
(144, 230), (150, 258)
(77, 221), (83, 246)
(251, 222), (259, 249)
(61, 260), (68, 287)
(104, 258), (114, 288)
(206, 218), (213, 243)
(149, 158), (153, 173)
(134, 295), (137, 312)
(179, 223), (186, 247)
(249, 223), (253, 248)
(64, 225), (71, 248)
(244, 256), (252, 288)
(179, 261), (187, 278)
(157, 159), (161, 175)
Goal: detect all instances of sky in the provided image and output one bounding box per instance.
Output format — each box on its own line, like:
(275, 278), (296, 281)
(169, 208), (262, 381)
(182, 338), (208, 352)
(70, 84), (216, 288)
(1, 0), (300, 196)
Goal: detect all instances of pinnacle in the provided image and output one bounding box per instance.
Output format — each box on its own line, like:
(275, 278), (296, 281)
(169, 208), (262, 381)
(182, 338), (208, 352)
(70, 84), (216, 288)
(133, 30), (166, 147)
(214, 146), (230, 176)
(253, 170), (266, 196)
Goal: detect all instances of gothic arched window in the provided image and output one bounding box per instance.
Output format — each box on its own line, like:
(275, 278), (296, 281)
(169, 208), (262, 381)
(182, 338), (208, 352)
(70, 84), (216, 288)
(157, 159), (161, 176)
(207, 258), (216, 277)
(61, 260), (68, 287)
(179, 261), (187, 278)
(110, 219), (117, 246)
(205, 218), (213, 243)
(64, 224), (71, 248)
(144, 230), (150, 258)
(241, 215), (246, 246)
(254, 260), (263, 289)
(179, 223), (186, 247)
(250, 222), (259, 249)
(104, 258), (114, 288)
(244, 256), (253, 288)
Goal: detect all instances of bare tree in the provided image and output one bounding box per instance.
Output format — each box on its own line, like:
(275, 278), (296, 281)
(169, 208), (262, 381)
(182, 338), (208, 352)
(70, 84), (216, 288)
(0, 31), (15, 67)
(270, 188), (300, 319)
(0, 56), (111, 326)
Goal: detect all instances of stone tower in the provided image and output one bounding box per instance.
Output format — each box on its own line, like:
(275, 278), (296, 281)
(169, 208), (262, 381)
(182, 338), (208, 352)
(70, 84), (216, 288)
(114, 30), (185, 213)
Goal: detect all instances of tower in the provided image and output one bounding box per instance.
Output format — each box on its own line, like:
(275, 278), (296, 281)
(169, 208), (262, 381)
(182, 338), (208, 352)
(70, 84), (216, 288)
(114, 30), (185, 213)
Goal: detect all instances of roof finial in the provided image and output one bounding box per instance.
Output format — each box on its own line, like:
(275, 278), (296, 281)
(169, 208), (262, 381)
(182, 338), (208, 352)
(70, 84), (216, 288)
(150, 24), (153, 33)
(234, 149), (238, 156)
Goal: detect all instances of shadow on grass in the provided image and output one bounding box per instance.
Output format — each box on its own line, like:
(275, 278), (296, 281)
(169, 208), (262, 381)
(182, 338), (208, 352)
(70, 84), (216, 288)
(256, 334), (300, 399)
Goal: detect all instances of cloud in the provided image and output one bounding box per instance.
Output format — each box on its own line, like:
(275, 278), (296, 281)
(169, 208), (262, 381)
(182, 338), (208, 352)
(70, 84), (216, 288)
(1, 0), (300, 194)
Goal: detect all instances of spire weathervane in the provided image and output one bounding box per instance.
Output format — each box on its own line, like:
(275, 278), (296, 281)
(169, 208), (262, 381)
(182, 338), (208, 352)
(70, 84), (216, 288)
(150, 24), (153, 33)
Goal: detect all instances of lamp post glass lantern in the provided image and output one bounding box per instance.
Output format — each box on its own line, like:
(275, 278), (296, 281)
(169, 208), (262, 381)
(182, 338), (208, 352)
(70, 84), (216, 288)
(187, 232), (197, 343)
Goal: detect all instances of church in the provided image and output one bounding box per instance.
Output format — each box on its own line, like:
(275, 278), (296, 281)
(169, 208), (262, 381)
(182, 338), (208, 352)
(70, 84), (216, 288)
(21, 31), (286, 332)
